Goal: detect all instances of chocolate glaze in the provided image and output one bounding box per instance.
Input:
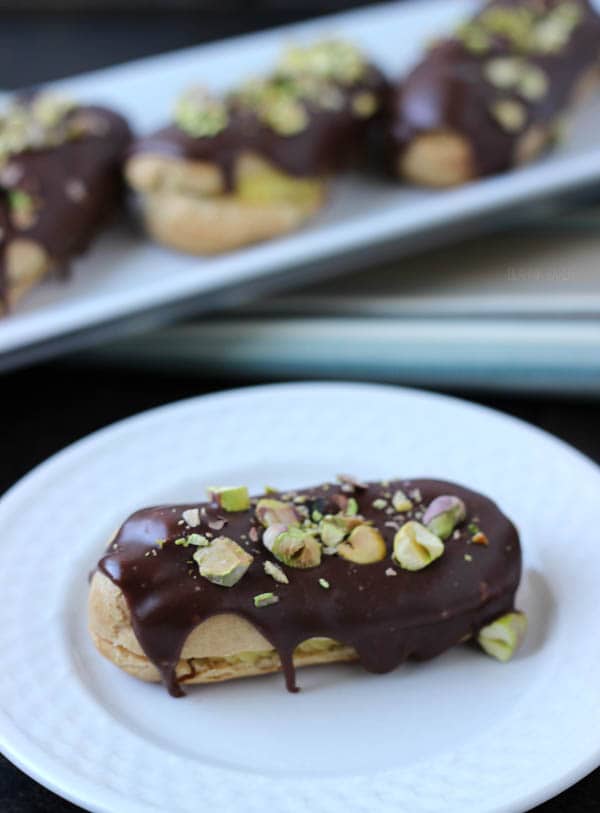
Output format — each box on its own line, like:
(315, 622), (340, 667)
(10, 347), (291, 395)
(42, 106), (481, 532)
(389, 0), (600, 177)
(97, 478), (521, 697)
(129, 67), (388, 190)
(0, 105), (131, 308)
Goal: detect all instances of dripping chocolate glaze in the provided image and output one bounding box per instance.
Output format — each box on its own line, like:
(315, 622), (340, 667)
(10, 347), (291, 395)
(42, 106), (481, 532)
(129, 66), (388, 191)
(0, 105), (131, 308)
(389, 0), (600, 176)
(97, 478), (521, 697)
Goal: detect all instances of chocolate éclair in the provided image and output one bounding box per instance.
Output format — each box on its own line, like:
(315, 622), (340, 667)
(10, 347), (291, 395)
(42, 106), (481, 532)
(125, 40), (388, 254)
(88, 477), (526, 697)
(388, 0), (600, 186)
(0, 93), (131, 312)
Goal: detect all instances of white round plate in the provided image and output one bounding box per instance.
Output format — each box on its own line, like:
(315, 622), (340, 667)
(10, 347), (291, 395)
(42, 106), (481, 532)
(1, 382), (599, 813)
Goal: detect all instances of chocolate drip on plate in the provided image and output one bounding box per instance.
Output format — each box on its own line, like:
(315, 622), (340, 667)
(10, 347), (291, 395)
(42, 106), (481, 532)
(97, 479), (521, 697)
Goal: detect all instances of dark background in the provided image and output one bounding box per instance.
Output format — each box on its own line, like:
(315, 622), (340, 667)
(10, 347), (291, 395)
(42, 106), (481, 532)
(1, 2), (599, 811)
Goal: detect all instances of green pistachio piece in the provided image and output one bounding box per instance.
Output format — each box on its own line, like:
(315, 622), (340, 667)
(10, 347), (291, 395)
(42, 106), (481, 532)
(318, 578), (330, 589)
(254, 592), (279, 608)
(31, 92), (75, 128)
(337, 524), (386, 564)
(271, 526), (322, 569)
(422, 495), (466, 540)
(8, 189), (38, 229)
(477, 612), (527, 662)
(532, 16), (570, 53)
(518, 64), (548, 100)
(346, 497), (359, 516)
(391, 489), (413, 512)
(207, 485), (250, 512)
(352, 91), (377, 118)
(182, 508), (200, 527)
(174, 87), (228, 137)
(175, 533), (209, 547)
(264, 560), (289, 584)
(392, 521), (444, 571)
(483, 57), (523, 89)
(318, 515), (361, 547)
(277, 39), (367, 85)
(193, 536), (253, 587)
(456, 23), (492, 54)
(490, 99), (527, 132)
(255, 498), (301, 528)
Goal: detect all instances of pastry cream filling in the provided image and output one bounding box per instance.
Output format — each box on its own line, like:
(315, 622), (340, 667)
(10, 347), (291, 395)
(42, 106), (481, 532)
(187, 637), (345, 672)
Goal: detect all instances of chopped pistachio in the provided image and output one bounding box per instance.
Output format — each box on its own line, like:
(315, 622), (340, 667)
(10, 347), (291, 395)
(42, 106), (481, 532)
(422, 495), (466, 540)
(472, 531), (489, 545)
(8, 189), (37, 229)
(254, 592), (279, 608)
(346, 497), (359, 516)
(490, 98), (527, 132)
(277, 39), (367, 85)
(483, 57), (523, 89)
(182, 508), (200, 527)
(518, 64), (548, 100)
(477, 611), (527, 661)
(193, 536), (253, 587)
(262, 522), (288, 552)
(393, 521), (444, 571)
(318, 516), (349, 547)
(457, 23), (492, 54)
(255, 498), (300, 528)
(31, 92), (75, 128)
(389, 490), (411, 512)
(338, 524), (386, 564)
(271, 526), (322, 569)
(264, 560), (289, 584)
(352, 91), (377, 118)
(372, 498), (388, 510)
(174, 86), (228, 137)
(186, 533), (209, 546)
(318, 578), (330, 589)
(207, 485), (250, 512)
(385, 567), (397, 577)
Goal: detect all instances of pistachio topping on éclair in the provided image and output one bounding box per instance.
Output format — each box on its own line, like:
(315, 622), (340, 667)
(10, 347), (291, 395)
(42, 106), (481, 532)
(98, 476), (522, 696)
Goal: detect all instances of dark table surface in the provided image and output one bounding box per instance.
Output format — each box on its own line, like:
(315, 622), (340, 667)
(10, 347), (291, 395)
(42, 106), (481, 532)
(1, 5), (600, 812)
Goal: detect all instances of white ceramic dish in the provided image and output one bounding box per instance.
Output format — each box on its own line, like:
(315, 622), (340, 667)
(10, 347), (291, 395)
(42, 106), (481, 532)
(3, 0), (600, 368)
(1, 381), (600, 813)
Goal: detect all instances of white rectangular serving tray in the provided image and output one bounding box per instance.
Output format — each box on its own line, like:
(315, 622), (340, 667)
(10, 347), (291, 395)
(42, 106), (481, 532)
(3, 0), (600, 369)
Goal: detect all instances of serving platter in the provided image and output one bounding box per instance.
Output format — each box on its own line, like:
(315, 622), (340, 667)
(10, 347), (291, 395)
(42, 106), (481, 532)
(2, 0), (600, 369)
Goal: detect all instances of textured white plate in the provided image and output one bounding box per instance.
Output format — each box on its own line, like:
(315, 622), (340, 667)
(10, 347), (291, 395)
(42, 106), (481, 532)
(3, 0), (600, 365)
(1, 382), (600, 813)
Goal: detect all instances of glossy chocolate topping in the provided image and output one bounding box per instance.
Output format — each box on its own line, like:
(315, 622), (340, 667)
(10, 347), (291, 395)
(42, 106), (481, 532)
(97, 478), (521, 697)
(390, 0), (600, 176)
(129, 66), (387, 190)
(0, 104), (131, 307)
